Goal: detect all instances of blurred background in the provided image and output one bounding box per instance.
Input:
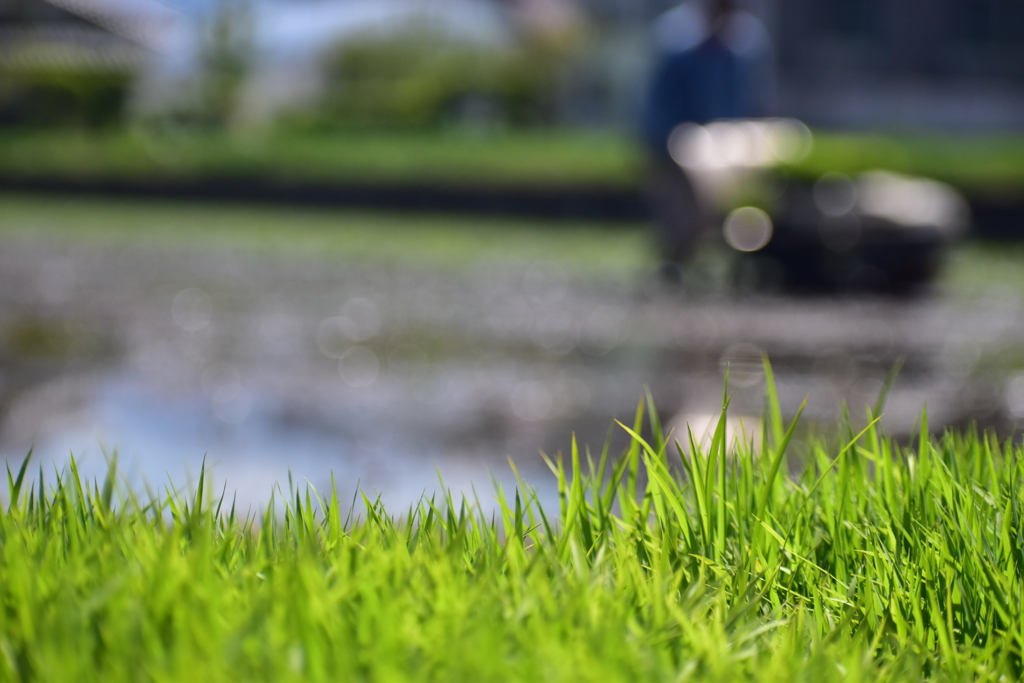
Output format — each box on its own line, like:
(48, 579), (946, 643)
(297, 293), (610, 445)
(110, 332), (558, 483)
(1, 0), (1023, 509)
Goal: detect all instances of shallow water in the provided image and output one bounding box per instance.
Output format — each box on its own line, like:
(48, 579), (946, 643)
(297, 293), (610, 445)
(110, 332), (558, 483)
(0, 235), (1019, 510)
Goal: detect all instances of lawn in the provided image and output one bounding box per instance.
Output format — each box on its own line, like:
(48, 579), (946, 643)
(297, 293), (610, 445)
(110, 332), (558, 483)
(2, 381), (1022, 681)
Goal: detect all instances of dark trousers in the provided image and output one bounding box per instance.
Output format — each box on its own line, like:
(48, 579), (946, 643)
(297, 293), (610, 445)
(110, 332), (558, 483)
(646, 155), (707, 264)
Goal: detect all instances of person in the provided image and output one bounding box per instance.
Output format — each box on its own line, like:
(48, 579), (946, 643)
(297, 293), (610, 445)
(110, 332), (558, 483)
(642, 0), (773, 277)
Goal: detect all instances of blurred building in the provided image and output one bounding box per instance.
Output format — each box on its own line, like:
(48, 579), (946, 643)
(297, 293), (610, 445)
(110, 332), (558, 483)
(773, 0), (1024, 128)
(579, 0), (1024, 129)
(503, 0), (584, 37)
(0, 0), (179, 125)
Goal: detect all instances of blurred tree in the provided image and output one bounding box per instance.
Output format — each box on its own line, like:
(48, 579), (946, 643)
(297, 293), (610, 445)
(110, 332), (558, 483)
(319, 30), (567, 130)
(0, 68), (132, 128)
(195, 0), (254, 127)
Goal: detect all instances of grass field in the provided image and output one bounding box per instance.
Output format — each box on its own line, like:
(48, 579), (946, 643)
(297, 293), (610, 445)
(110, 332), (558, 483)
(3, 375), (1024, 681)
(1, 128), (1022, 197)
(0, 193), (650, 276)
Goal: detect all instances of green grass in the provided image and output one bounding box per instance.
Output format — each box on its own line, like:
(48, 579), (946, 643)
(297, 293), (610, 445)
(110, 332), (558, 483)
(783, 132), (1024, 198)
(0, 128), (645, 189)
(0, 193), (650, 275)
(1, 127), (1024, 199)
(940, 241), (1024, 296)
(3, 375), (1024, 681)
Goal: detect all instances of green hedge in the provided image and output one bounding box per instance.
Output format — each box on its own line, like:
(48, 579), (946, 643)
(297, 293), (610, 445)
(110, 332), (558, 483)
(0, 68), (132, 128)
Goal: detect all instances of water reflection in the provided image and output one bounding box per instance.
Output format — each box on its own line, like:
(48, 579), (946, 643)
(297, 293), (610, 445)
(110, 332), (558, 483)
(2, 237), (1024, 511)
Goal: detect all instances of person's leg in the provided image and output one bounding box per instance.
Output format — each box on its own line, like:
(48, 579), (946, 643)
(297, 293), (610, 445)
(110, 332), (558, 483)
(646, 155), (706, 272)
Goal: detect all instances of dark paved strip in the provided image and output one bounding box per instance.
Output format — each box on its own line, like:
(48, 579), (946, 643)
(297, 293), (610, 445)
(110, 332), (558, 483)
(0, 176), (650, 222)
(969, 199), (1024, 239)
(0, 175), (1019, 236)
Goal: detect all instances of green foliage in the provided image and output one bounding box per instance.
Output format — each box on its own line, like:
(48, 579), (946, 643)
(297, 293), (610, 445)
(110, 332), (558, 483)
(0, 128), (643, 189)
(192, 0), (255, 127)
(318, 32), (563, 129)
(783, 132), (1024, 199)
(0, 68), (131, 128)
(2, 373), (1024, 681)
(1, 126), (1023, 199)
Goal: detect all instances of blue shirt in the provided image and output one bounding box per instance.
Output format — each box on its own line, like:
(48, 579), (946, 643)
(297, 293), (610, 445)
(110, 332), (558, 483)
(642, 36), (748, 154)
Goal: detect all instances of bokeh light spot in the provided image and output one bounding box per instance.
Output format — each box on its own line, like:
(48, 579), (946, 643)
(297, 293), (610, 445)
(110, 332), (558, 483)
(723, 207), (773, 252)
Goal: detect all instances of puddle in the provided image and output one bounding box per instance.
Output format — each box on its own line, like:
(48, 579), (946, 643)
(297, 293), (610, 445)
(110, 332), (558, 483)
(11, 371), (565, 513)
